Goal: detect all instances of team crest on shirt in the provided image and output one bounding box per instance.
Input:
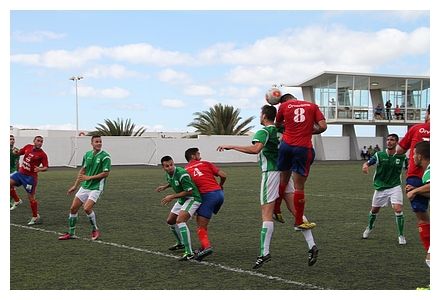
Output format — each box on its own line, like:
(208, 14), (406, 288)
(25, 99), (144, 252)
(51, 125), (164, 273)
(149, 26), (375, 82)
(174, 180), (180, 186)
(395, 159), (400, 164)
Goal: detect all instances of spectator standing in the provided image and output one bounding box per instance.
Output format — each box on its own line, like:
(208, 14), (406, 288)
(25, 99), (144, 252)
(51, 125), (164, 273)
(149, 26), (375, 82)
(385, 100), (392, 120)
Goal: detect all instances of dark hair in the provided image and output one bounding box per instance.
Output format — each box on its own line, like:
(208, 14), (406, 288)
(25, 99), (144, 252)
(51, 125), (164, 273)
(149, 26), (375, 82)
(415, 141), (430, 160)
(427, 104), (430, 114)
(34, 135), (43, 141)
(184, 147), (199, 162)
(10, 134), (14, 138)
(160, 155), (173, 165)
(91, 135), (101, 141)
(279, 93), (296, 103)
(261, 105), (277, 121)
(387, 133), (399, 142)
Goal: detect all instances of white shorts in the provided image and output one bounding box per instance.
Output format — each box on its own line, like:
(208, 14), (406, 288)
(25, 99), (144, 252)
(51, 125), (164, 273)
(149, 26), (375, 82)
(259, 171), (294, 205)
(372, 185), (403, 207)
(75, 187), (102, 203)
(170, 198), (201, 217)
(260, 171), (280, 205)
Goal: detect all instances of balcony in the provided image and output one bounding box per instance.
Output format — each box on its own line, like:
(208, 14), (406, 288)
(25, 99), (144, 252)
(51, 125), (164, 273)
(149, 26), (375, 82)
(321, 106), (425, 125)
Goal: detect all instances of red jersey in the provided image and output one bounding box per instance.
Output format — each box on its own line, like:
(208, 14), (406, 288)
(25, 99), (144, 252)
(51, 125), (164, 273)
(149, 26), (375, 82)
(276, 99), (325, 148)
(398, 122), (430, 178)
(185, 160), (221, 194)
(18, 144), (49, 177)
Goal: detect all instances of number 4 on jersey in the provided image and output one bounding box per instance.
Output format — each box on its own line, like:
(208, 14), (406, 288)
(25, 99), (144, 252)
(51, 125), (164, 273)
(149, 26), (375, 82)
(193, 167), (204, 177)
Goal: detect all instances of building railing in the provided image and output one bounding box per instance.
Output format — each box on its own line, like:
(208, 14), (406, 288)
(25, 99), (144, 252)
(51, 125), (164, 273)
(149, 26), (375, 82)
(321, 105), (425, 122)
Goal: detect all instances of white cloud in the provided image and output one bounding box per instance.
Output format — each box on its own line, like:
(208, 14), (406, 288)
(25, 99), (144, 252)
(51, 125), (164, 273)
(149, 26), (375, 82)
(77, 85), (130, 99)
(157, 68), (191, 83)
(13, 30), (66, 43)
(11, 46), (104, 69)
(11, 43), (193, 69)
(84, 64), (143, 79)
(105, 43), (194, 66)
(184, 85), (215, 97)
(161, 99), (186, 108)
(223, 25), (429, 85)
(11, 25), (428, 77)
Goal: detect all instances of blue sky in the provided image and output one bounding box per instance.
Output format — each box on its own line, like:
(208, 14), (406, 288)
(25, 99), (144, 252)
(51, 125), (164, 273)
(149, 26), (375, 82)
(9, 10), (430, 136)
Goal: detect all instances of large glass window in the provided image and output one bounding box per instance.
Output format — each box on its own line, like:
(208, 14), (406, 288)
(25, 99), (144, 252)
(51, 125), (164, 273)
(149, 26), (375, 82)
(353, 76), (370, 107)
(313, 75), (337, 119)
(337, 75), (353, 106)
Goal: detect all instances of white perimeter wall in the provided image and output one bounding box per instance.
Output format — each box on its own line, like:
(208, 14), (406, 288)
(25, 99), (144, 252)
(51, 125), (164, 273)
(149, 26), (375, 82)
(14, 135), (383, 167)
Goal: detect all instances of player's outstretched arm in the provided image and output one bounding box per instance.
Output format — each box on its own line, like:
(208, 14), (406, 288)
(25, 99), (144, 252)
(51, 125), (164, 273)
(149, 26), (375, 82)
(217, 143), (263, 155)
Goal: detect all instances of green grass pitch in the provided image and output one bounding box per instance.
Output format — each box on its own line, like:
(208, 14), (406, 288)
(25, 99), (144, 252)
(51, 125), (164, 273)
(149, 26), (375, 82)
(10, 162), (429, 290)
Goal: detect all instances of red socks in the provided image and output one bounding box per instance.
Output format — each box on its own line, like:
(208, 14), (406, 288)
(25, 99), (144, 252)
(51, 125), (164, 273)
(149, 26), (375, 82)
(30, 199), (38, 217)
(293, 190), (305, 225)
(10, 187), (20, 202)
(418, 223), (430, 252)
(197, 227), (211, 249)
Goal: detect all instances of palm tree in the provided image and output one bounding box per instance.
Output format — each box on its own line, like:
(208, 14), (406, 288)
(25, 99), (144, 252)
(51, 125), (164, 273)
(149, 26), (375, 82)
(88, 118), (146, 136)
(188, 103), (255, 135)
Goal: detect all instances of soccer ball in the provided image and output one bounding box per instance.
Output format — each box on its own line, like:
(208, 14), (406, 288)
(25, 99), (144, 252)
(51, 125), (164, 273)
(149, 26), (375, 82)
(265, 87), (282, 105)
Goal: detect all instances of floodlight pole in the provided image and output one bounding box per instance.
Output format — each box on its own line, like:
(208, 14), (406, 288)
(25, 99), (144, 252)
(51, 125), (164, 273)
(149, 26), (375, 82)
(69, 75), (84, 167)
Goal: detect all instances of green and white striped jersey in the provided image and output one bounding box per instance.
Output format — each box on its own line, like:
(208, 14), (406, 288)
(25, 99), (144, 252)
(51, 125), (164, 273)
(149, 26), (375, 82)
(252, 125), (279, 172)
(81, 150), (111, 191)
(166, 166), (201, 205)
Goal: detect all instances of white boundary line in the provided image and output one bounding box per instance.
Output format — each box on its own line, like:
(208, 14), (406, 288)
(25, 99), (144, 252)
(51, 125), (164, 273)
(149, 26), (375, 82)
(11, 223), (324, 290)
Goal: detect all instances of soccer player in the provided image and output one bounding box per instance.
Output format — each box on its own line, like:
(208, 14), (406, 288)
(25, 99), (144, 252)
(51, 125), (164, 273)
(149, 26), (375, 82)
(10, 135), (20, 173)
(217, 105), (319, 269)
(275, 93), (327, 230)
(184, 148), (227, 261)
(396, 105), (430, 262)
(58, 135), (111, 241)
(407, 141), (430, 267)
(10, 136), (49, 224)
(10, 135), (21, 208)
(361, 134), (408, 244)
(156, 155), (202, 261)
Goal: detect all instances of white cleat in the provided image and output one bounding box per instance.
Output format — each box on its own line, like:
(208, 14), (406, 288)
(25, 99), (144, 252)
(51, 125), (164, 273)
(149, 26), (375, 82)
(362, 227), (372, 239)
(27, 214), (41, 225)
(398, 235), (407, 245)
(10, 199), (23, 211)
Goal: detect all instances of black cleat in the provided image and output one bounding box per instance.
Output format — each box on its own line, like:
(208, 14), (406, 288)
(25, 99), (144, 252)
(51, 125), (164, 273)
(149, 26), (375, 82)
(308, 245), (319, 266)
(194, 247), (213, 261)
(179, 253), (195, 261)
(168, 243), (185, 251)
(253, 254), (271, 269)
